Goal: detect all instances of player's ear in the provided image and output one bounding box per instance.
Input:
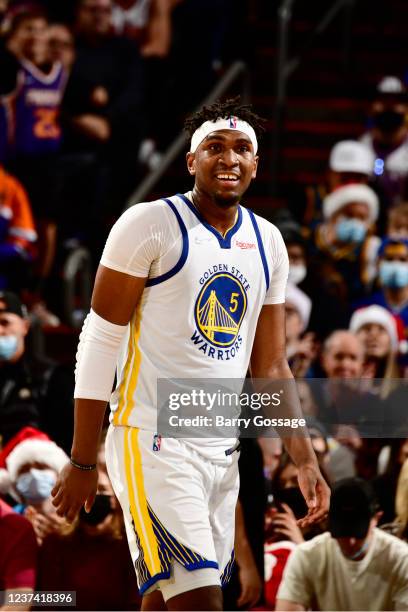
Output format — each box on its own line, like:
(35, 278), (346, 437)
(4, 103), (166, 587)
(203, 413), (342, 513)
(251, 155), (259, 179)
(186, 152), (196, 175)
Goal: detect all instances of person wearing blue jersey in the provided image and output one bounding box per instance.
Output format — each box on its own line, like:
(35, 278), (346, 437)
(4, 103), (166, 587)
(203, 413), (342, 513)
(52, 98), (330, 611)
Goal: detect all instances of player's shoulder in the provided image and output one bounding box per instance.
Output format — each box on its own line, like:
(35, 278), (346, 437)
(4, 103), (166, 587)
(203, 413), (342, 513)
(117, 196), (179, 225)
(243, 207), (286, 251)
(244, 207), (283, 237)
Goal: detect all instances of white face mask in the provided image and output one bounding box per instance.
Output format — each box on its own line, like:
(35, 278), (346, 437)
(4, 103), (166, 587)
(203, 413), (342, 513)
(288, 264), (307, 285)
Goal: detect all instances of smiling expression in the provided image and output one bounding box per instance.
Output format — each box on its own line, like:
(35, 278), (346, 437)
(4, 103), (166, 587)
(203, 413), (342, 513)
(187, 129), (259, 206)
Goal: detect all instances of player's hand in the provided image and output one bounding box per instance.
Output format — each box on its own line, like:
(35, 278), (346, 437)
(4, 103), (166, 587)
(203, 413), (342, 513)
(297, 463), (330, 528)
(237, 563), (262, 609)
(269, 503), (305, 544)
(51, 463), (98, 524)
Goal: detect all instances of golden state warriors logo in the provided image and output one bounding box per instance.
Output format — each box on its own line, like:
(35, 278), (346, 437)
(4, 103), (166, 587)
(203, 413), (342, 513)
(195, 273), (247, 347)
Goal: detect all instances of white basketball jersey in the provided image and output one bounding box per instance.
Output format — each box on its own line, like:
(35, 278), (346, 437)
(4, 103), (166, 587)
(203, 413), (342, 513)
(100, 192), (288, 452)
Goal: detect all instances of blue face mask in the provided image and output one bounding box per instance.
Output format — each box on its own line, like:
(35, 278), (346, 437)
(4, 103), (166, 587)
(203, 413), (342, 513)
(346, 538), (370, 560)
(0, 335), (18, 360)
(16, 468), (57, 503)
(379, 261), (408, 288)
(335, 218), (367, 243)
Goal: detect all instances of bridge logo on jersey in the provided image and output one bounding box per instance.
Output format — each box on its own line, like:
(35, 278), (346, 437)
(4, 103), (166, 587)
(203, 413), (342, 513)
(194, 273), (247, 348)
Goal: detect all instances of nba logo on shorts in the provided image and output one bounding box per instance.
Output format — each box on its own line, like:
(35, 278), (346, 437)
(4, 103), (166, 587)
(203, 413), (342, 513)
(229, 116), (237, 129)
(153, 434), (162, 451)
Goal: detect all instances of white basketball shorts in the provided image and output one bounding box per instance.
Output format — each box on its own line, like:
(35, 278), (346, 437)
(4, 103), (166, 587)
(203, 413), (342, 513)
(105, 425), (240, 595)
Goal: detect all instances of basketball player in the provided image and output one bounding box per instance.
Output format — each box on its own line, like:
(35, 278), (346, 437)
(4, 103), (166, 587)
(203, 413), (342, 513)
(52, 98), (330, 611)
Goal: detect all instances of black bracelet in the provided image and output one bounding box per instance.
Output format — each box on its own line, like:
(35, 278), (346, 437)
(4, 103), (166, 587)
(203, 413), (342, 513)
(70, 457), (97, 471)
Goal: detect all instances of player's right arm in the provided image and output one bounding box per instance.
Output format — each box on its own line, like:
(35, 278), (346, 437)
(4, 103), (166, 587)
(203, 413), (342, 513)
(52, 201), (182, 521)
(52, 266), (147, 522)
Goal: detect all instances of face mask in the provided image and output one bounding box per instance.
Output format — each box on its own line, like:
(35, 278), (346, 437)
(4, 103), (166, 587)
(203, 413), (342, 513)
(80, 493), (112, 526)
(345, 538), (370, 560)
(373, 110), (405, 133)
(0, 335), (18, 360)
(335, 218), (367, 243)
(16, 468), (56, 503)
(379, 260), (408, 288)
(275, 486), (308, 520)
(288, 264), (307, 285)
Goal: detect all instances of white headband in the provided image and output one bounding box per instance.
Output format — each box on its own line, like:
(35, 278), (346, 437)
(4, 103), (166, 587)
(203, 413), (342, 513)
(190, 117), (258, 154)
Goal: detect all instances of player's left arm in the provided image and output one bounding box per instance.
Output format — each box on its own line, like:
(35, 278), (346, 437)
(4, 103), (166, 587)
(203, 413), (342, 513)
(250, 303), (330, 526)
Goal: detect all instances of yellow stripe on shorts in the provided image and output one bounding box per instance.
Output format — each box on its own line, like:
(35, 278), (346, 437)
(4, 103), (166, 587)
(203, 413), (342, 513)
(114, 304), (142, 426)
(124, 427), (162, 577)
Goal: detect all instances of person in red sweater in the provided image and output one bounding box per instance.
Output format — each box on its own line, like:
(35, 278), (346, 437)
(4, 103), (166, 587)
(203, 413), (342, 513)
(0, 498), (38, 611)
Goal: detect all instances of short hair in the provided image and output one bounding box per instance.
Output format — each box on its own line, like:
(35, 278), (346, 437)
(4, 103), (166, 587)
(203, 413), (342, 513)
(6, 5), (48, 37)
(184, 96), (266, 142)
(6, 4), (48, 36)
(322, 329), (358, 355)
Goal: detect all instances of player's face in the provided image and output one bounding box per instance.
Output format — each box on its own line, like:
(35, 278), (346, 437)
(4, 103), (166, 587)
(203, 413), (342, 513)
(187, 130), (258, 207)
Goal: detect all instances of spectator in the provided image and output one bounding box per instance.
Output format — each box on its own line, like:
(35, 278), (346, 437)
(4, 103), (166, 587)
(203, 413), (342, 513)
(61, 0), (144, 254)
(263, 453), (325, 610)
(111, 0), (179, 161)
(328, 140), (375, 192)
(307, 420), (332, 482)
(361, 76), (408, 208)
(275, 210), (348, 339)
(317, 330), (382, 477)
(285, 283), (316, 378)
(6, 6), (67, 157)
(0, 497), (38, 611)
(0, 291), (74, 451)
(382, 458), (408, 542)
(0, 427), (68, 544)
(287, 139), (374, 227)
(373, 439), (408, 526)
(37, 443), (140, 611)
(112, 0), (176, 58)
(276, 478), (408, 611)
(0, 165), (37, 292)
(310, 183), (380, 302)
(321, 329), (364, 380)
(356, 238), (408, 337)
(258, 437), (282, 482)
(387, 201), (408, 240)
(47, 23), (75, 70)
(6, 5), (69, 325)
(349, 305), (401, 382)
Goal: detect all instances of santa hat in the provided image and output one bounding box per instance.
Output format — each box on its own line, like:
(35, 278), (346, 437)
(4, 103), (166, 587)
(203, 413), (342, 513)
(349, 305), (399, 352)
(0, 427), (68, 495)
(285, 283), (312, 332)
(323, 184), (379, 224)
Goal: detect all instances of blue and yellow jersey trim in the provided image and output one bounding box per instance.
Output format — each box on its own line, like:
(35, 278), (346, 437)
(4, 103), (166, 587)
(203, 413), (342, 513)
(122, 426), (221, 595)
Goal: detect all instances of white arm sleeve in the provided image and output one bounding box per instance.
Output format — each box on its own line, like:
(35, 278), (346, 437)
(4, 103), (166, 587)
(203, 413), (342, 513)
(74, 309), (128, 401)
(264, 224), (289, 305)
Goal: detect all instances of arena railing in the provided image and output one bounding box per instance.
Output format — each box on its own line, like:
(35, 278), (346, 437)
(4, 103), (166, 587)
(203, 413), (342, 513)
(270, 0), (356, 193)
(123, 60), (251, 211)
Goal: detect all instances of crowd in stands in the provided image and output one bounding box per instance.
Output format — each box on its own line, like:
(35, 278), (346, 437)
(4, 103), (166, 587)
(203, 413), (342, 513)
(1, 1), (408, 610)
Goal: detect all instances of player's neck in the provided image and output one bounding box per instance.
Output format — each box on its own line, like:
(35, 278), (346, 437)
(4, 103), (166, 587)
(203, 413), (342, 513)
(191, 188), (239, 236)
